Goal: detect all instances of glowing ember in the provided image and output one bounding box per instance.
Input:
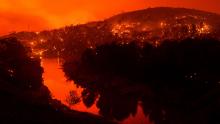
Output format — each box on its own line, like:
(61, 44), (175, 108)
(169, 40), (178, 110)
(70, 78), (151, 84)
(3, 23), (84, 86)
(111, 23), (136, 37)
(197, 23), (211, 34)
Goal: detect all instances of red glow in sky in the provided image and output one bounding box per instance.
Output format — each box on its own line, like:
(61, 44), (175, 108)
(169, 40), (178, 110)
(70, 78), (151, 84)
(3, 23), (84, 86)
(0, 0), (219, 35)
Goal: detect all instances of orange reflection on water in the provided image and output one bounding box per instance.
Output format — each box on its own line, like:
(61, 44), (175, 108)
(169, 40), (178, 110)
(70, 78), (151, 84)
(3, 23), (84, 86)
(42, 58), (153, 124)
(41, 59), (99, 115)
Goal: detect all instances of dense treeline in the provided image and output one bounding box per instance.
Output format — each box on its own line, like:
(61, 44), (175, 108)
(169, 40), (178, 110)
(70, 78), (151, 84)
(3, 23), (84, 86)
(0, 38), (115, 124)
(64, 37), (220, 85)
(0, 37), (44, 90)
(63, 37), (220, 124)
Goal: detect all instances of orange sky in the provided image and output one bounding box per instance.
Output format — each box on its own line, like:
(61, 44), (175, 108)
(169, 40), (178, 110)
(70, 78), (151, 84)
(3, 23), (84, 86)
(0, 0), (220, 35)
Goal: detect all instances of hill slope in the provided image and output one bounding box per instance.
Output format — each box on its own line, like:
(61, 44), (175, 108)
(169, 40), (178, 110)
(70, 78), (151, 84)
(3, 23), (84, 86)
(2, 7), (220, 57)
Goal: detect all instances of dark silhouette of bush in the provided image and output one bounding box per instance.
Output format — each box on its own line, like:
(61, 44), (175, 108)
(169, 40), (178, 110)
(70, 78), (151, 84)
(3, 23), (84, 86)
(0, 37), (43, 90)
(63, 37), (220, 124)
(0, 37), (115, 124)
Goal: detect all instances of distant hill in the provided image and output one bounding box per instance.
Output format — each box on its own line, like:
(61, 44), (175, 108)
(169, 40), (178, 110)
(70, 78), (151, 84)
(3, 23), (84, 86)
(105, 7), (220, 40)
(2, 7), (220, 58)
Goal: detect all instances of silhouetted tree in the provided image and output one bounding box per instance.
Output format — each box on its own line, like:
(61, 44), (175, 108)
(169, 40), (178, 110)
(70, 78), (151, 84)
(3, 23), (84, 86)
(63, 37), (220, 124)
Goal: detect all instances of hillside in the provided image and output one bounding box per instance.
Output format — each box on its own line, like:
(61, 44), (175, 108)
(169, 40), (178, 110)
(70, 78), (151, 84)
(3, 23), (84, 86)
(2, 7), (220, 58)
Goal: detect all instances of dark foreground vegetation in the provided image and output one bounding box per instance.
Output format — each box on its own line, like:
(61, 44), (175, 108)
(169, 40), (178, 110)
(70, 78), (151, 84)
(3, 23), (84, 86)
(0, 38), (115, 124)
(63, 37), (220, 124)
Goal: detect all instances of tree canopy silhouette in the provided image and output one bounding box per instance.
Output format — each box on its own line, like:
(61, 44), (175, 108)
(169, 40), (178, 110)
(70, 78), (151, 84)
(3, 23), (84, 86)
(63, 37), (220, 124)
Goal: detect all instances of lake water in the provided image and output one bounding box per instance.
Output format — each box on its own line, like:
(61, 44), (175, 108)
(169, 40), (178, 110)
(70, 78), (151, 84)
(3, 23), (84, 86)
(42, 58), (152, 124)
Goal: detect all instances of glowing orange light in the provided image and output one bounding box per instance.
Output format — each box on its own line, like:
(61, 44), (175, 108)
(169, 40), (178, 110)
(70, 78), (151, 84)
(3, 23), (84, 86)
(160, 21), (166, 28)
(197, 23), (211, 34)
(30, 42), (35, 46)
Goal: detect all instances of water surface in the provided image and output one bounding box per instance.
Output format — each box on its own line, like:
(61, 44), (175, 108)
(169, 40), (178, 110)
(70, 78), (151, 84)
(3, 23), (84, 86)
(42, 58), (152, 124)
